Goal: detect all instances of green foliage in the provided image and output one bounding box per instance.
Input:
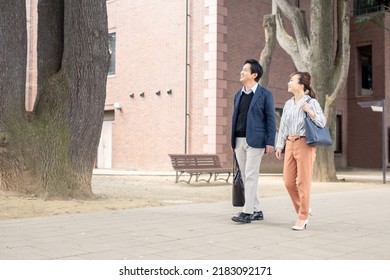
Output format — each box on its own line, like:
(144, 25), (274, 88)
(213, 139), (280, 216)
(354, 9), (389, 31)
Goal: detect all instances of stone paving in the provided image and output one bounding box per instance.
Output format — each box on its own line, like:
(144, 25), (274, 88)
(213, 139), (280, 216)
(1, 170), (389, 260)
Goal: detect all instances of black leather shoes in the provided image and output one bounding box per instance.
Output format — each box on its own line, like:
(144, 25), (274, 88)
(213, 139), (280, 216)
(231, 212), (251, 223)
(251, 211), (264, 221)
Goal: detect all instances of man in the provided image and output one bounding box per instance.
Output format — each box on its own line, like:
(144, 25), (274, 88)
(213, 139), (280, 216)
(231, 59), (276, 223)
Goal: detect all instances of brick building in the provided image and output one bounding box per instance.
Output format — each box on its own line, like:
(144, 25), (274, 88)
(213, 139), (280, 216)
(25, 0), (390, 172)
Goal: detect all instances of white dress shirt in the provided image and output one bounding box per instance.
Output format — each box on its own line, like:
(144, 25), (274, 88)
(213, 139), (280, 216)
(275, 95), (326, 150)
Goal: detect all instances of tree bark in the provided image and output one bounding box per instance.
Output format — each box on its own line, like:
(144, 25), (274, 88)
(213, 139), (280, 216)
(36, 0), (64, 95)
(267, 0), (351, 181)
(0, 1), (110, 198)
(62, 0), (110, 197)
(0, 0), (27, 118)
(259, 14), (276, 88)
(0, 0), (29, 193)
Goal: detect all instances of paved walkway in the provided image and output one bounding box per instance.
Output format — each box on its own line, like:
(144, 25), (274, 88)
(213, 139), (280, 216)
(1, 170), (390, 260)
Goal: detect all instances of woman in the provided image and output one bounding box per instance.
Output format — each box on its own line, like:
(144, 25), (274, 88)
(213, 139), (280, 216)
(275, 72), (326, 230)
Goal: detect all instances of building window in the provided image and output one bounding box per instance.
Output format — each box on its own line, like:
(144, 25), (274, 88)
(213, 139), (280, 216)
(335, 115), (342, 154)
(108, 33), (116, 75)
(354, 0), (389, 15)
(357, 45), (373, 96)
(104, 110), (115, 121)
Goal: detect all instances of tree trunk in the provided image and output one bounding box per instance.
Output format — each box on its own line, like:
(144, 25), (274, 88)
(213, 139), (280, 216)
(0, 0), (29, 193)
(312, 102), (338, 182)
(259, 14), (276, 88)
(0, 1), (110, 198)
(264, 0), (350, 182)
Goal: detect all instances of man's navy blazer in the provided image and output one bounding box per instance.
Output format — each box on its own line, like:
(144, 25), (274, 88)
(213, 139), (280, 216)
(231, 85), (276, 149)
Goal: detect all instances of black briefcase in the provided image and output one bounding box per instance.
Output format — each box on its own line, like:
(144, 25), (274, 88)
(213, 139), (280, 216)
(232, 155), (245, 207)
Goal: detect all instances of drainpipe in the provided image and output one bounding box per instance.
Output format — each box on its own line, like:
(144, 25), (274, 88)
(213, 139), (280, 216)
(184, 0), (189, 154)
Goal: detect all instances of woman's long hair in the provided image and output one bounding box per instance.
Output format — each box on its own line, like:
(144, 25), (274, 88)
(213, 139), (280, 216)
(289, 71), (316, 99)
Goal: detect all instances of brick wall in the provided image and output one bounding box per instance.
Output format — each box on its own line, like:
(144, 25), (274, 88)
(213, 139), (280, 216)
(347, 12), (389, 168)
(24, 0), (388, 171)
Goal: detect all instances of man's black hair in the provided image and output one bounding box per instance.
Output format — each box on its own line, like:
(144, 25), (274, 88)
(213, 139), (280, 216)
(244, 59), (263, 82)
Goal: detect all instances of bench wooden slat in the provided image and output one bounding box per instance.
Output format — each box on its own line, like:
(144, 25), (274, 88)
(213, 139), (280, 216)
(168, 154), (231, 184)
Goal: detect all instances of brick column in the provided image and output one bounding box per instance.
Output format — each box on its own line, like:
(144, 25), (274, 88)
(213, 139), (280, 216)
(203, 0), (228, 162)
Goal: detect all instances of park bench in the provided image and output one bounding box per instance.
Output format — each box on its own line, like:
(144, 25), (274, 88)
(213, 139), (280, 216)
(168, 154), (232, 184)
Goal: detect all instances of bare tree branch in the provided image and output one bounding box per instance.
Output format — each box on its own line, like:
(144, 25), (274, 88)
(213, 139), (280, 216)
(273, 0), (313, 70)
(275, 0), (310, 57)
(274, 7), (305, 69)
(259, 14), (276, 88)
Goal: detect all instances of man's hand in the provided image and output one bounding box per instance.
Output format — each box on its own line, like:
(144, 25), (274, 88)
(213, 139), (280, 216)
(265, 145), (274, 155)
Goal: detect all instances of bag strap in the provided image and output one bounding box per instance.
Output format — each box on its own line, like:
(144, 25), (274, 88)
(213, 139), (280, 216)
(233, 152), (237, 174)
(233, 152), (240, 174)
(304, 96), (312, 117)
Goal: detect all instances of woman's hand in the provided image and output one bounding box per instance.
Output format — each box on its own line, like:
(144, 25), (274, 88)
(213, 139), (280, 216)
(301, 103), (316, 119)
(275, 148), (283, 160)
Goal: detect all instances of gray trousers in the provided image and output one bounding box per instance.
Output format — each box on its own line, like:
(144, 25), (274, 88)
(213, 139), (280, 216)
(234, 137), (265, 214)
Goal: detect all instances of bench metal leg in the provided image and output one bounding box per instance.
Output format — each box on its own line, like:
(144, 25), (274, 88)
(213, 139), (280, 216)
(175, 171), (187, 183)
(187, 174), (194, 184)
(195, 173), (212, 183)
(175, 171), (180, 183)
(214, 172), (231, 183)
(206, 173), (213, 183)
(176, 170), (230, 184)
(176, 171), (193, 184)
(225, 172), (231, 183)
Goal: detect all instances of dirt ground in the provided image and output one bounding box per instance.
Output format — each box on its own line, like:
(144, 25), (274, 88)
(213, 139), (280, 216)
(0, 173), (386, 220)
